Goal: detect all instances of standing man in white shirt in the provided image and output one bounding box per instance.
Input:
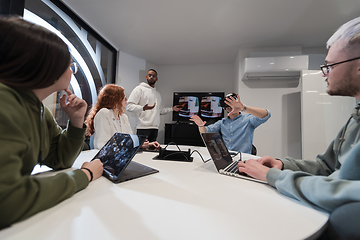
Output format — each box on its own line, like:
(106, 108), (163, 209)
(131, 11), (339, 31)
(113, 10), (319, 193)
(127, 69), (181, 142)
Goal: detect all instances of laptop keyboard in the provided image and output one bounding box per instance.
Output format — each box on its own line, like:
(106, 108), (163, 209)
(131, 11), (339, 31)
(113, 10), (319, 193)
(221, 161), (249, 177)
(226, 161), (239, 173)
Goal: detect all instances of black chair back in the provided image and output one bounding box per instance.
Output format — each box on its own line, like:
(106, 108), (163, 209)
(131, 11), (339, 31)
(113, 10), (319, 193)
(251, 145), (257, 155)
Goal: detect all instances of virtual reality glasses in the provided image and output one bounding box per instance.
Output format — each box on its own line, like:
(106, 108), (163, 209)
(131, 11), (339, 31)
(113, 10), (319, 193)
(220, 93), (238, 109)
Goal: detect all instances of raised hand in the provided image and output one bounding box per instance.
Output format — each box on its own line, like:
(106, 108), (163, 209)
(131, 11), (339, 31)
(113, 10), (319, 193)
(59, 89), (87, 128)
(190, 115), (206, 126)
(224, 94), (245, 115)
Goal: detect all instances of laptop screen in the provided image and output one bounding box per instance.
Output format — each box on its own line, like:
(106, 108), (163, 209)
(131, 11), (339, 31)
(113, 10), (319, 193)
(92, 133), (147, 180)
(201, 132), (233, 170)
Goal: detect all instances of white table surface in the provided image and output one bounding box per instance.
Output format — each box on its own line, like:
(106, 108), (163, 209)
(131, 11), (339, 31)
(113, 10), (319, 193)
(0, 146), (329, 240)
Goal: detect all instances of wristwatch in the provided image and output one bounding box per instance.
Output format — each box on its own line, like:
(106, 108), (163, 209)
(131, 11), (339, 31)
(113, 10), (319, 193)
(241, 104), (247, 112)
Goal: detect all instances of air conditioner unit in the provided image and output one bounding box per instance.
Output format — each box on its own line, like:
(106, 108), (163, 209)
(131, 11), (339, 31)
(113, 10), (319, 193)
(242, 55), (309, 80)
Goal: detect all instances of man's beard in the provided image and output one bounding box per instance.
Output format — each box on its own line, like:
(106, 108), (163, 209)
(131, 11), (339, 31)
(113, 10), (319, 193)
(147, 79), (156, 86)
(327, 71), (360, 97)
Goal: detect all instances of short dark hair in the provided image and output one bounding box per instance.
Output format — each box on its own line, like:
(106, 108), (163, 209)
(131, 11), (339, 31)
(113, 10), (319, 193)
(148, 69), (157, 75)
(0, 17), (71, 90)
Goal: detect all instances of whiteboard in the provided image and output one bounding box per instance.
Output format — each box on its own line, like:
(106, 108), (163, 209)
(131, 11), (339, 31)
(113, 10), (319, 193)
(301, 70), (356, 160)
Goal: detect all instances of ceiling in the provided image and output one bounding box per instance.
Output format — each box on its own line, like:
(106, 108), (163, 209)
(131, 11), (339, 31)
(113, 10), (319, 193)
(62, 0), (360, 65)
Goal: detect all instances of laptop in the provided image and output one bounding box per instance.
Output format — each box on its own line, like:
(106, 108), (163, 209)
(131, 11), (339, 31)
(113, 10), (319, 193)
(201, 132), (267, 184)
(91, 133), (159, 183)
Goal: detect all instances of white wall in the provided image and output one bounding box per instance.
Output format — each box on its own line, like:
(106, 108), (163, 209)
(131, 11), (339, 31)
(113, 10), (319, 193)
(234, 47), (306, 158)
(240, 78), (302, 158)
(116, 51), (158, 134)
(301, 70), (356, 160)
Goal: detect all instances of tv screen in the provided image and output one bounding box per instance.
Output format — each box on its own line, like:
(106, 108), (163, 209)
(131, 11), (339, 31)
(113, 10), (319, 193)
(173, 92), (225, 124)
(178, 95), (199, 118)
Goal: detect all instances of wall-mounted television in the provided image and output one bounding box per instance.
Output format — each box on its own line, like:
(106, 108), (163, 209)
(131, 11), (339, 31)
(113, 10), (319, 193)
(172, 92), (225, 124)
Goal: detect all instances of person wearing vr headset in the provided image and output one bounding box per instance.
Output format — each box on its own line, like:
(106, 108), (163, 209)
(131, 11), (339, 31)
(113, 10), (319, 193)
(190, 93), (270, 154)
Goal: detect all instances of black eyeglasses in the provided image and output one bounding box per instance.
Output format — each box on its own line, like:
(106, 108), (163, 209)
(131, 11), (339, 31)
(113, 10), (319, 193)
(320, 56), (360, 75)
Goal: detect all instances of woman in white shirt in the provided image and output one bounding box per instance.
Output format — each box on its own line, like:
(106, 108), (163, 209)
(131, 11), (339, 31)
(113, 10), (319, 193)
(85, 84), (160, 149)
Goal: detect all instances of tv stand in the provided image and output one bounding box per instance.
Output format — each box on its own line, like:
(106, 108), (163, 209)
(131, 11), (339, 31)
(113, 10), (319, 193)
(165, 123), (205, 147)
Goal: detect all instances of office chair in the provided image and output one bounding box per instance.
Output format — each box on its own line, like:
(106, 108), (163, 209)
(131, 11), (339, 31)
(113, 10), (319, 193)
(251, 144), (257, 155)
(82, 135), (94, 150)
(89, 135), (94, 149)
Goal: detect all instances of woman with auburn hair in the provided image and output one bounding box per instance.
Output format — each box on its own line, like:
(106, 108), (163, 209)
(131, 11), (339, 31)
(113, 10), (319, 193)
(85, 84), (160, 150)
(0, 17), (103, 229)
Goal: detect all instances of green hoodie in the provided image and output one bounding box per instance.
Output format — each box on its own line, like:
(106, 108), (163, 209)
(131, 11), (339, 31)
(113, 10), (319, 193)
(0, 83), (89, 229)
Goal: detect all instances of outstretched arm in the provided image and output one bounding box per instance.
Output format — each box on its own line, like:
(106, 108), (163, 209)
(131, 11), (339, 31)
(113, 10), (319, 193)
(173, 105), (182, 112)
(225, 95), (268, 118)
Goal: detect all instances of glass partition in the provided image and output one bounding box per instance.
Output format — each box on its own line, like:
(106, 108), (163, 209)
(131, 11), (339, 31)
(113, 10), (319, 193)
(24, 0), (117, 128)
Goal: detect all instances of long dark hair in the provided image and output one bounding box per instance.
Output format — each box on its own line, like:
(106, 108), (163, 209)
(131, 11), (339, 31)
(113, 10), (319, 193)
(0, 17), (71, 89)
(85, 84), (126, 136)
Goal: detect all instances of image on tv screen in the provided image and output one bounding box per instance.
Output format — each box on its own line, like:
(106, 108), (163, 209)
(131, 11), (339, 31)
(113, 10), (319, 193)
(178, 96), (199, 117)
(201, 96), (222, 118)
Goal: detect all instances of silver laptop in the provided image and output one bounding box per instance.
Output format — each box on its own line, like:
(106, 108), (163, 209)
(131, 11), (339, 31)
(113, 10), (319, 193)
(201, 132), (267, 184)
(92, 133), (159, 183)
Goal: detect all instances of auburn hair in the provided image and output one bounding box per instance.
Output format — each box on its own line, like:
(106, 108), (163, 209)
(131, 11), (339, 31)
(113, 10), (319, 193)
(85, 84), (126, 136)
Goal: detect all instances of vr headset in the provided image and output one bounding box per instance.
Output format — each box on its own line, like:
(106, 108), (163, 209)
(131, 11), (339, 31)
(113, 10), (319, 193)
(220, 93), (238, 109)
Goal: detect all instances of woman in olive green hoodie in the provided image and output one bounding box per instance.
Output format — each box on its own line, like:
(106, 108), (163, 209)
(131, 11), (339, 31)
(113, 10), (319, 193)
(0, 17), (103, 229)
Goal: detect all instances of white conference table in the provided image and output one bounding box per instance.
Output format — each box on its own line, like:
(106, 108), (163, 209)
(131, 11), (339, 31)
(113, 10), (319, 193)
(0, 145), (329, 240)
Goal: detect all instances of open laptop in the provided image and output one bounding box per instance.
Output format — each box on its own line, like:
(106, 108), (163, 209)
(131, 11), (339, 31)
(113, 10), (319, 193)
(201, 132), (267, 184)
(91, 133), (159, 183)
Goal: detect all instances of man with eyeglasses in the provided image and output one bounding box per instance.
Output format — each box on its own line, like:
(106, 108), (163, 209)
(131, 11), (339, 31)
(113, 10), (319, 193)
(190, 93), (271, 154)
(127, 69), (182, 142)
(237, 17), (360, 239)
